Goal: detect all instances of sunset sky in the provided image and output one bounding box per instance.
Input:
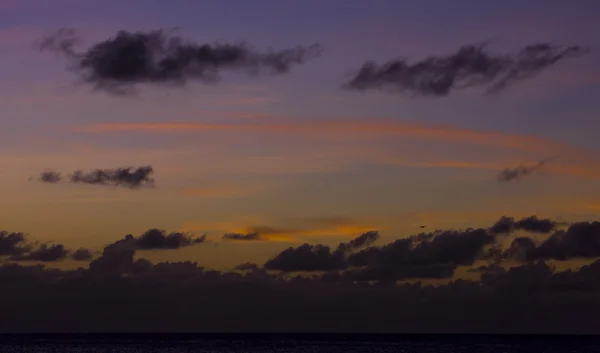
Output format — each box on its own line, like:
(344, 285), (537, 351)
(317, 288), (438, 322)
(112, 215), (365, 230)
(3, 0), (600, 334)
(1, 0), (600, 269)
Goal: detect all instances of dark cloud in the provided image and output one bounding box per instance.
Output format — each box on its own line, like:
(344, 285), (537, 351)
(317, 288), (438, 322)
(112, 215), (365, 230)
(515, 216), (558, 233)
(345, 43), (589, 97)
(71, 248), (94, 261)
(502, 221), (600, 262)
(263, 231), (380, 272)
(37, 28), (323, 95)
(1, 231), (94, 263)
(343, 229), (495, 281)
(336, 230), (379, 253)
(88, 235), (136, 276)
(489, 215), (558, 234)
(39, 170), (61, 183)
(2, 256), (600, 333)
(222, 232), (261, 241)
(0, 231), (30, 256)
(107, 229), (207, 252)
(1, 217), (600, 332)
(135, 229), (206, 249)
(38, 166), (155, 189)
(262, 228), (496, 280)
(70, 166), (155, 188)
(264, 243), (345, 272)
(11, 244), (69, 262)
(497, 158), (550, 182)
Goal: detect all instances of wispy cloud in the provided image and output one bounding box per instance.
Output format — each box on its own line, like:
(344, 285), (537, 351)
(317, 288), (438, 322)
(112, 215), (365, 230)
(73, 119), (591, 156)
(346, 42), (590, 97)
(497, 158), (551, 182)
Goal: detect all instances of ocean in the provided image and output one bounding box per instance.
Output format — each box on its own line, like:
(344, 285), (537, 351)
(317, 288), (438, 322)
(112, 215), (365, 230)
(0, 334), (599, 352)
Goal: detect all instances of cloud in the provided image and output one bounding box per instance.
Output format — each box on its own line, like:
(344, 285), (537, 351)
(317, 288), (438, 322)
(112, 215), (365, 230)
(73, 119), (598, 160)
(342, 229), (495, 281)
(497, 158), (551, 182)
(71, 248), (94, 261)
(489, 216), (558, 234)
(118, 229), (207, 251)
(345, 42), (589, 97)
(1, 216), (600, 332)
(10, 244), (69, 262)
(36, 28), (322, 95)
(263, 231), (380, 272)
(262, 216), (567, 281)
(2, 249), (600, 332)
(39, 170), (61, 183)
(222, 232), (261, 241)
(0, 231), (30, 256)
(0, 232), (94, 263)
(38, 166), (155, 189)
(499, 221), (600, 262)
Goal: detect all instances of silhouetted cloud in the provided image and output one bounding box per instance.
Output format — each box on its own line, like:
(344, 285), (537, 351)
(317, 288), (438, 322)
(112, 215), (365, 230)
(336, 230), (379, 253)
(11, 244), (69, 262)
(134, 229), (206, 249)
(489, 216), (558, 234)
(1, 217), (600, 332)
(39, 170), (61, 183)
(345, 42), (589, 97)
(263, 231), (380, 272)
(502, 221), (600, 262)
(88, 235), (136, 276)
(38, 166), (155, 189)
(0, 231), (30, 256)
(264, 244), (345, 272)
(0, 233), (93, 263)
(104, 229), (207, 253)
(497, 159), (550, 182)
(2, 255), (600, 332)
(37, 28), (323, 95)
(71, 248), (94, 261)
(222, 232), (261, 241)
(515, 216), (558, 233)
(86, 229), (206, 276)
(343, 229), (495, 281)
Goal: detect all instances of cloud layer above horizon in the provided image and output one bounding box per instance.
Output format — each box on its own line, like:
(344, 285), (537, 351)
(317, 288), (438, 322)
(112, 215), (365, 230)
(1, 214), (600, 333)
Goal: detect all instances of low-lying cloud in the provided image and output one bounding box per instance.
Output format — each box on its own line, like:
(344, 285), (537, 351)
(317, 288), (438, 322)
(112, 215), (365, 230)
(0, 232), (92, 263)
(222, 232), (262, 241)
(1, 215), (600, 332)
(345, 42), (589, 97)
(36, 28), (323, 95)
(37, 166), (155, 189)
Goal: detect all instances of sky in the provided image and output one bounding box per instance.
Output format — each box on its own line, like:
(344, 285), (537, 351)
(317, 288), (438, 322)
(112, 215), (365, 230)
(1, 0), (600, 333)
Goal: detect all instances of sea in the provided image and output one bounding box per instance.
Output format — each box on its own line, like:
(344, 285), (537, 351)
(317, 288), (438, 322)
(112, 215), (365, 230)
(0, 334), (599, 353)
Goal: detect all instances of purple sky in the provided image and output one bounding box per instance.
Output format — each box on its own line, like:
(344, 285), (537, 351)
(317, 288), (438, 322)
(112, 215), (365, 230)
(0, 0), (599, 269)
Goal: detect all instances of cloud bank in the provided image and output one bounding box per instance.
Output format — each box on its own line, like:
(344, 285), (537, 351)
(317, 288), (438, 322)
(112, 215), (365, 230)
(37, 28), (322, 95)
(345, 42), (589, 97)
(2, 215), (600, 332)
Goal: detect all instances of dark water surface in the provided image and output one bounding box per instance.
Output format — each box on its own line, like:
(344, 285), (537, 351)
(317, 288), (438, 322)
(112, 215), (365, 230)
(0, 334), (599, 352)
